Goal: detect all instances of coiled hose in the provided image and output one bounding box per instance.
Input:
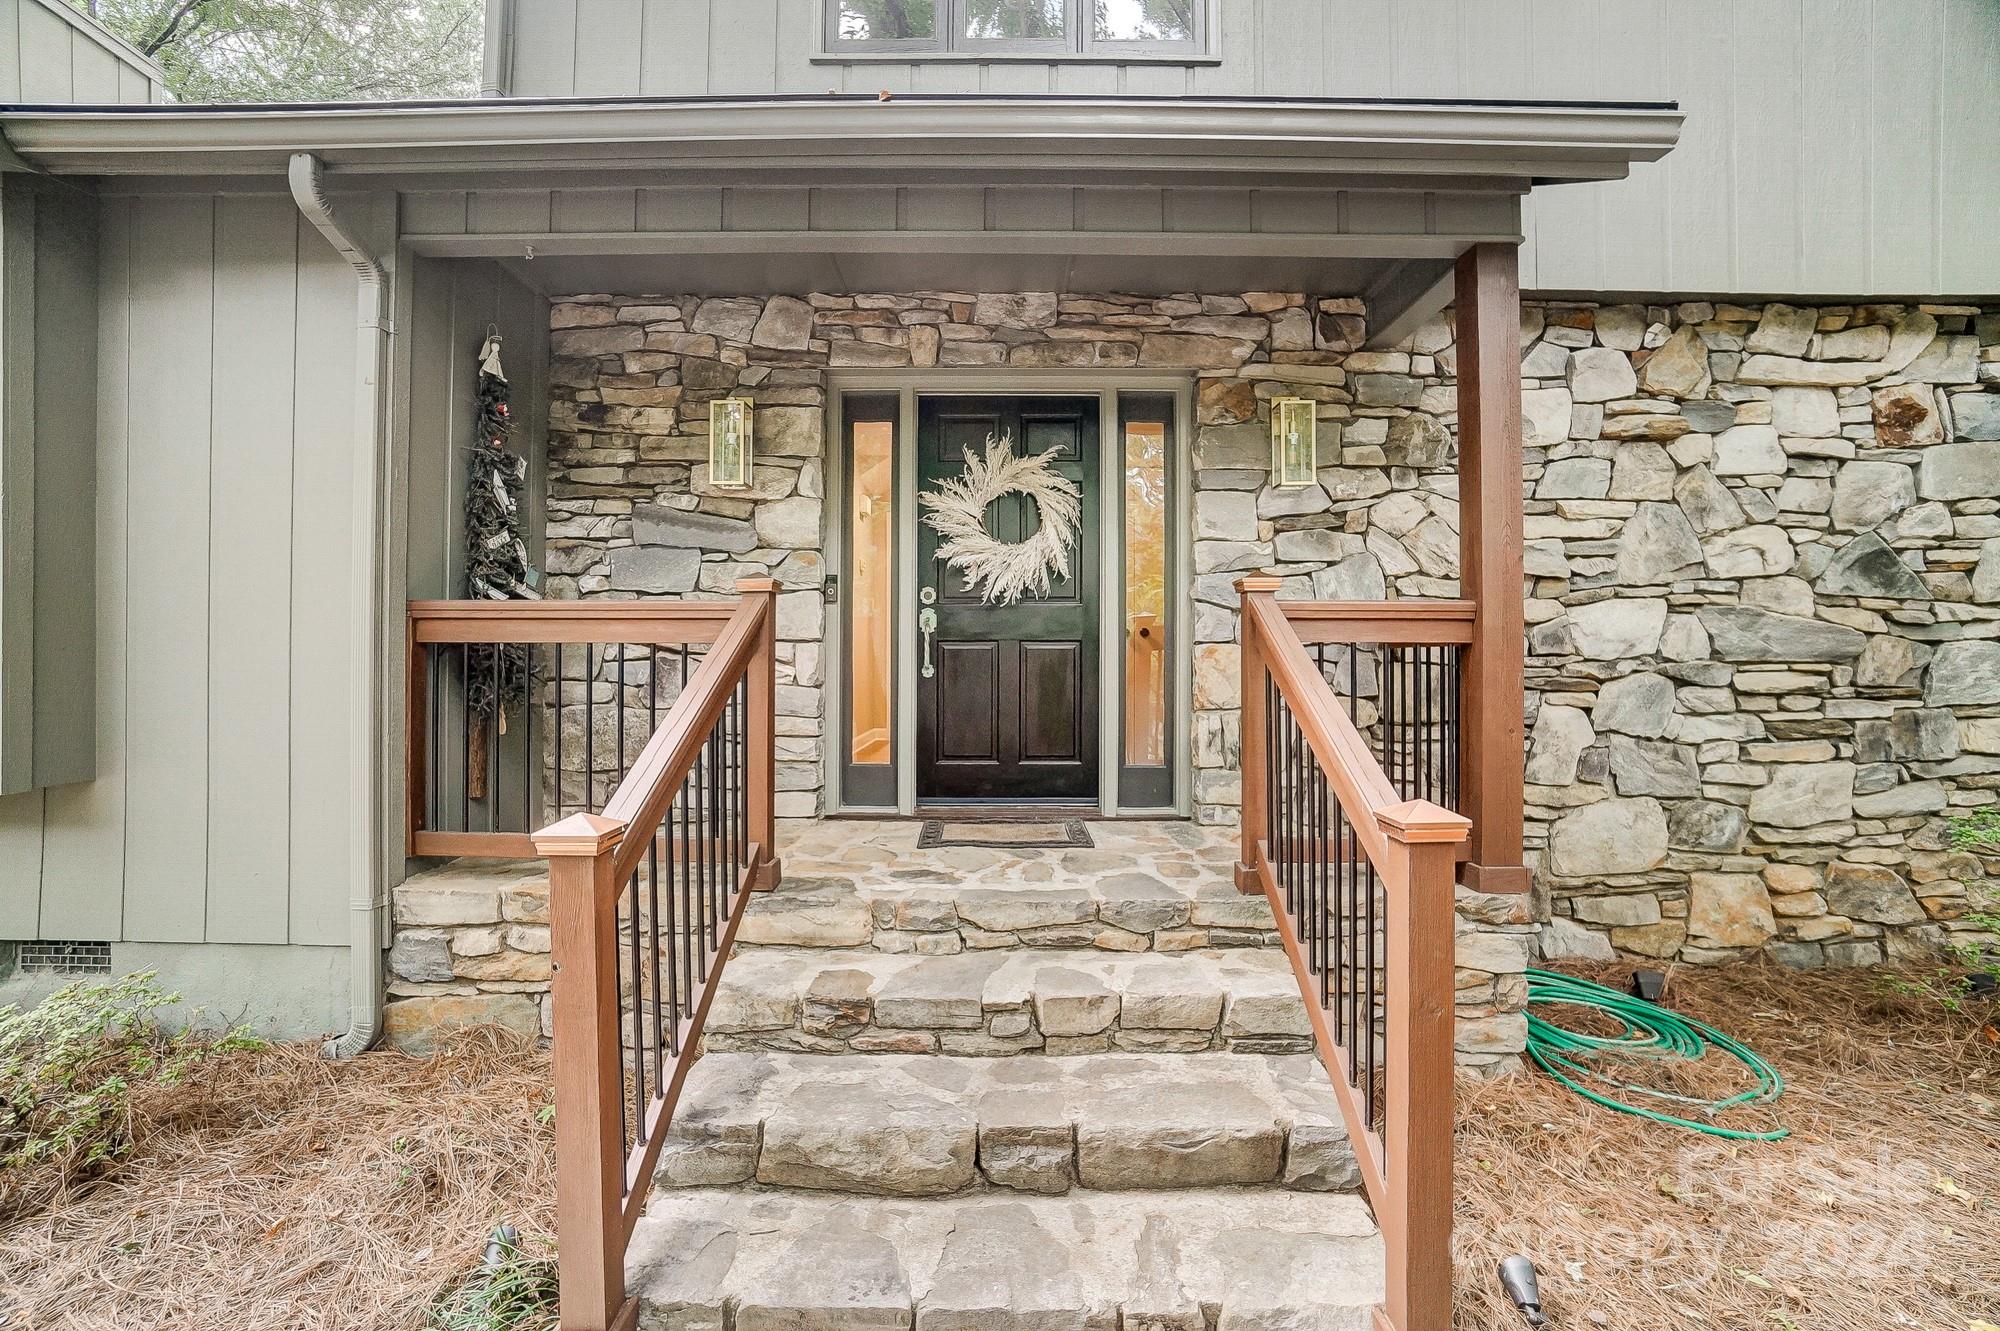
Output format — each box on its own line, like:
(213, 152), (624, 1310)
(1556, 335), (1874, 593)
(1524, 968), (1789, 1141)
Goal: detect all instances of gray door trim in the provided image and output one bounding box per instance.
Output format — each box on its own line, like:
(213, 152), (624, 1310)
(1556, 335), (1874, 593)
(824, 368), (1192, 818)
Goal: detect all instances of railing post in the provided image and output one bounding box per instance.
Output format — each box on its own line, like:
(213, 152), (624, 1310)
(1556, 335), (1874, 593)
(1453, 242), (1529, 893)
(1375, 798), (1470, 1331)
(1234, 575), (1282, 894)
(534, 811), (632, 1331)
(735, 577), (783, 891)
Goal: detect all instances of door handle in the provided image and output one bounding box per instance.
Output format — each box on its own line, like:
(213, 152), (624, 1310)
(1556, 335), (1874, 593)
(918, 606), (938, 679)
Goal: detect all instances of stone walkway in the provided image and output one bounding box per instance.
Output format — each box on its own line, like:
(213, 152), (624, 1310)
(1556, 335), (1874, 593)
(630, 819), (1385, 1329)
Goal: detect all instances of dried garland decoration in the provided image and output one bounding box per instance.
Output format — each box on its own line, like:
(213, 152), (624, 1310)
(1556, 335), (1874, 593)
(919, 433), (1081, 605)
(463, 333), (537, 797)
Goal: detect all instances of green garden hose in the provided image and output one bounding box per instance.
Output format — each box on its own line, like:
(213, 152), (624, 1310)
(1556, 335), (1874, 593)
(1523, 968), (1789, 1141)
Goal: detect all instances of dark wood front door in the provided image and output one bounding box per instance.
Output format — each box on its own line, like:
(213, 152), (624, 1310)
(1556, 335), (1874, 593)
(916, 395), (1099, 803)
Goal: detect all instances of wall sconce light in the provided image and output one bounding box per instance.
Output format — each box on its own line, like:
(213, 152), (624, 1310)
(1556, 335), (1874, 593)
(709, 397), (753, 488)
(1272, 398), (1317, 488)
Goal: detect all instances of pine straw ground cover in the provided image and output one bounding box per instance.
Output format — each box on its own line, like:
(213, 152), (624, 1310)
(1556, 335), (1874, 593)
(1455, 959), (2000, 1330)
(1, 965), (1994, 1331)
(0, 1030), (555, 1331)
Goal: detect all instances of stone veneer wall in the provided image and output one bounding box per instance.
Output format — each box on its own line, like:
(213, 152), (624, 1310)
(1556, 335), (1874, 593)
(523, 289), (2000, 1067)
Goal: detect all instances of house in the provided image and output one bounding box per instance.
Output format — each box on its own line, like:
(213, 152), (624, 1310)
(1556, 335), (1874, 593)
(2, 2), (1997, 1327)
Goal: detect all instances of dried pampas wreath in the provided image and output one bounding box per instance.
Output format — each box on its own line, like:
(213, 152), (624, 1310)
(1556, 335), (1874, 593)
(919, 433), (1081, 605)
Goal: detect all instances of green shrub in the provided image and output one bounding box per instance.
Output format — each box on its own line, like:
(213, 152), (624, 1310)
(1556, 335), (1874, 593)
(0, 971), (258, 1217)
(428, 1226), (559, 1331)
(1880, 912), (2000, 1013)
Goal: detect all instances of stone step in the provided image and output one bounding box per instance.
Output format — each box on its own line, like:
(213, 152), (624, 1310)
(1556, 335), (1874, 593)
(659, 1052), (1360, 1196)
(737, 870), (1279, 954)
(703, 947), (1313, 1056)
(628, 1186), (1383, 1331)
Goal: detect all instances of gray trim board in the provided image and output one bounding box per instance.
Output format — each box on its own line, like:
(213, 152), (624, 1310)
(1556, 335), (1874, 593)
(0, 97), (1683, 187)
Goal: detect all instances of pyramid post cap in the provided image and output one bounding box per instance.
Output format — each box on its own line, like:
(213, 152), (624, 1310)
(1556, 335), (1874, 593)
(531, 811), (627, 856)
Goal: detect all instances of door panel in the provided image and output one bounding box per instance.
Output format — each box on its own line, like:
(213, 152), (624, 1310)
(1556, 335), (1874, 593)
(917, 395), (1099, 802)
(937, 641), (1000, 763)
(1019, 642), (1082, 763)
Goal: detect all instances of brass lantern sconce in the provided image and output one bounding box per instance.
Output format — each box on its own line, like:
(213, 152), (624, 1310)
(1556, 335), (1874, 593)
(709, 397), (754, 488)
(1271, 398), (1317, 488)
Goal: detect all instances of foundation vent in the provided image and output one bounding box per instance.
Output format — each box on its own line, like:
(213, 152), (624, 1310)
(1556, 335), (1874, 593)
(17, 940), (114, 975)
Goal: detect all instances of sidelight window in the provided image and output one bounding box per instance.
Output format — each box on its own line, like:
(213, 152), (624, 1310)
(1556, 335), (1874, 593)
(825, 0), (1206, 56)
(1119, 394), (1175, 808)
(842, 395), (900, 807)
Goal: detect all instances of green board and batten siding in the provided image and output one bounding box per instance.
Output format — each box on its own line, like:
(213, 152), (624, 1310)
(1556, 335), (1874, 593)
(0, 0), (165, 105)
(499, 0), (2000, 299)
(0, 174), (97, 798)
(0, 194), (366, 949)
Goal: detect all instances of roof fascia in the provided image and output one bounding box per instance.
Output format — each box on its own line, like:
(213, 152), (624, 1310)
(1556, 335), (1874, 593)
(0, 97), (1682, 186)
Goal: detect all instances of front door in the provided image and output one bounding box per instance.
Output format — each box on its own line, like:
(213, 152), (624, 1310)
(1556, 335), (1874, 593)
(916, 395), (1100, 803)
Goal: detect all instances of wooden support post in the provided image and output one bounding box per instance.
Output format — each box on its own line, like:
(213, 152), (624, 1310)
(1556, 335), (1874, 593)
(1453, 243), (1530, 893)
(735, 578), (783, 891)
(1375, 798), (1469, 1331)
(535, 812), (634, 1331)
(1234, 575), (1282, 894)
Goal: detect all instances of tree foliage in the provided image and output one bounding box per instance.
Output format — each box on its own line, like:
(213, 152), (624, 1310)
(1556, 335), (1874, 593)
(66, 0), (482, 103)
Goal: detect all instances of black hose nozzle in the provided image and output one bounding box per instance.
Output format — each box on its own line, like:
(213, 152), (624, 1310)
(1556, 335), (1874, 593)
(1499, 1254), (1548, 1326)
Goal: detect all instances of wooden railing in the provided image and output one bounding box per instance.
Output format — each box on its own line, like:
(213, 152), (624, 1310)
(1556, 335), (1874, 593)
(530, 579), (781, 1331)
(406, 598), (747, 859)
(1235, 577), (1471, 1331)
(1283, 599), (1474, 822)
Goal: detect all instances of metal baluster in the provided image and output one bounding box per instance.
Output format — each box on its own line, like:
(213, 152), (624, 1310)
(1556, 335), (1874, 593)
(627, 869), (645, 1158)
(738, 682), (749, 885)
(683, 748), (699, 982)
(460, 646), (472, 834)
(1265, 676), (1278, 862)
(552, 645), (564, 820)
(1312, 736), (1327, 1008)
(489, 645), (502, 832)
(584, 644), (596, 813)
(699, 725), (713, 958)
(428, 643), (441, 834)
(1365, 854), (1380, 1133)
(1447, 647), (1460, 809)
(1289, 708), (1301, 922)
(522, 645), (535, 833)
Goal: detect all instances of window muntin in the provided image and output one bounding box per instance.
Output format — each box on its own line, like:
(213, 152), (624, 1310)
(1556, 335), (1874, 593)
(826, 0), (1204, 55)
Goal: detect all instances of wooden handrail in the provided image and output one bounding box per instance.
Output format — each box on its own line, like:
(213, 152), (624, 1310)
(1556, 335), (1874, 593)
(1279, 599), (1475, 646)
(1236, 576), (1468, 1331)
(405, 596), (760, 860)
(408, 599), (740, 645)
(532, 579), (781, 1331)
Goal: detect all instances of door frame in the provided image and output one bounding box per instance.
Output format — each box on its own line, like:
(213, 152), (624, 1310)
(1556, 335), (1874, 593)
(824, 369), (1194, 818)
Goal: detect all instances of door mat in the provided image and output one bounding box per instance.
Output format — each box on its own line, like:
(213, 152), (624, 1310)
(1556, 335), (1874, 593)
(917, 819), (1094, 850)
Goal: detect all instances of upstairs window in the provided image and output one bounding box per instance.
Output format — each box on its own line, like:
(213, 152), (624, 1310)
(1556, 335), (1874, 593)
(826, 0), (1206, 57)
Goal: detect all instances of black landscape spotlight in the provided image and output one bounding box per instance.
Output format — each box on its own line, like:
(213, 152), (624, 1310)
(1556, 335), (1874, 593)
(1627, 968), (1668, 1004)
(1498, 1254), (1549, 1326)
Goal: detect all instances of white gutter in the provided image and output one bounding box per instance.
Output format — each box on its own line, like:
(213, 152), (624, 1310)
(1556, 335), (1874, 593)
(287, 151), (389, 1061)
(1, 98), (1684, 182)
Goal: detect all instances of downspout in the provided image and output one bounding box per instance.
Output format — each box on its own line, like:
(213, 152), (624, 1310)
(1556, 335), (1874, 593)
(288, 152), (390, 1060)
(480, 0), (514, 98)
